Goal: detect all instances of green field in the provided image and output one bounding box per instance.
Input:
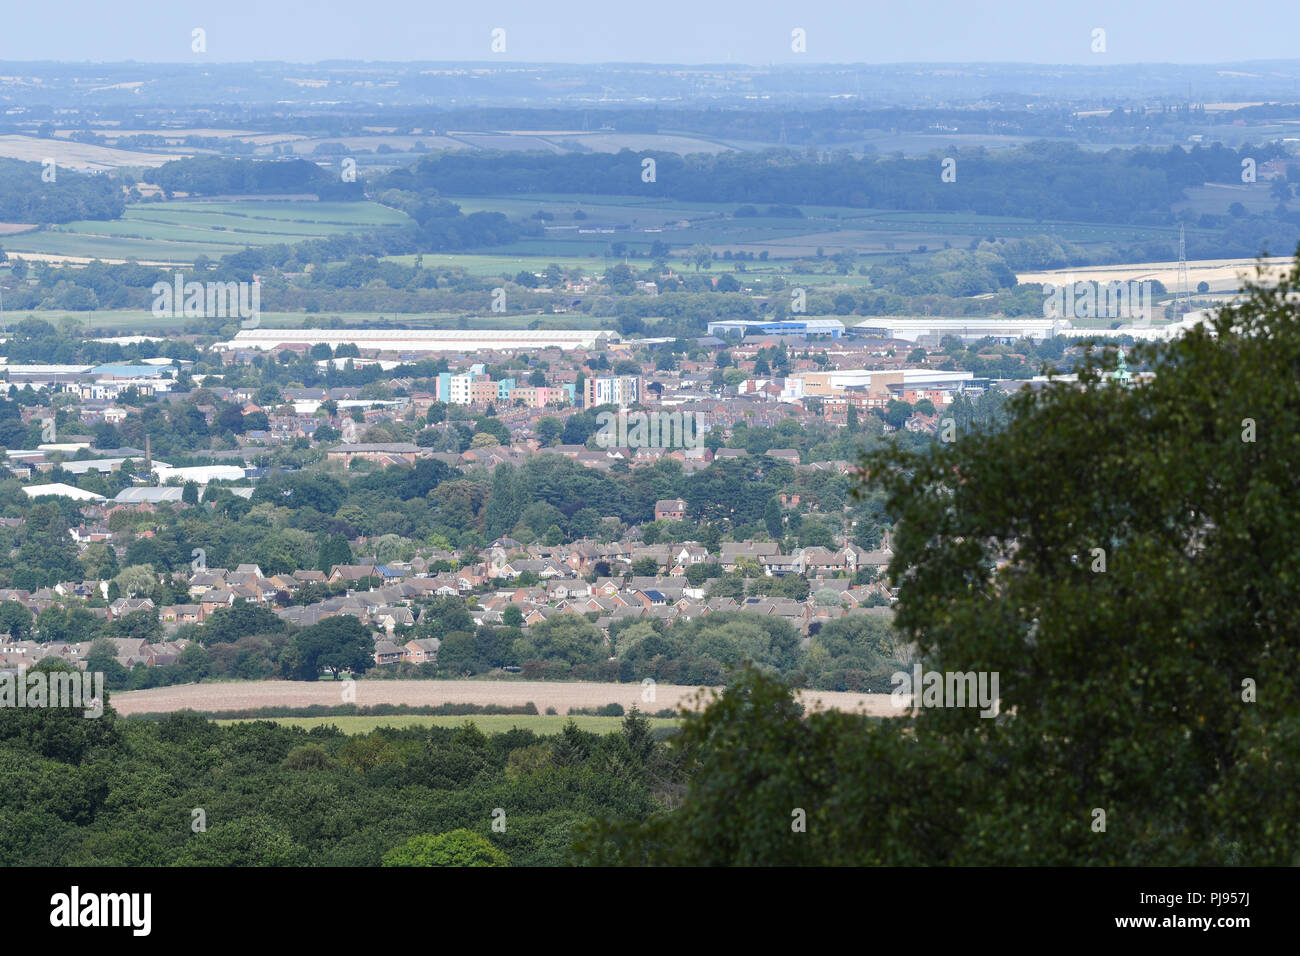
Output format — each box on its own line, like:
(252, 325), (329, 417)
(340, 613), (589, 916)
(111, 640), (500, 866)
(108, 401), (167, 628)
(382, 251), (615, 276)
(1173, 183), (1280, 217)
(1, 191), (1207, 320)
(2, 190), (1196, 275)
(1, 199), (413, 263)
(154, 199), (413, 226)
(214, 714), (680, 735)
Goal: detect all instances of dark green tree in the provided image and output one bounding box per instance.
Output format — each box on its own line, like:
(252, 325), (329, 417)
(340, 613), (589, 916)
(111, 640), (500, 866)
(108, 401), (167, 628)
(0, 601), (33, 640)
(382, 829), (508, 867)
(316, 533), (352, 574)
(290, 616), (373, 681)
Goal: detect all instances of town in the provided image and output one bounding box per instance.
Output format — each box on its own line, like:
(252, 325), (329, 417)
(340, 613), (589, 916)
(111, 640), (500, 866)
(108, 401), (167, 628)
(1, 318), (990, 687)
(0, 16), (1293, 882)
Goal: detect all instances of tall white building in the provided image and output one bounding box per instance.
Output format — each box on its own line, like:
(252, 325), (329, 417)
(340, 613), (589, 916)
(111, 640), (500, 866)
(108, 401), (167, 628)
(585, 375), (641, 409)
(446, 374), (476, 406)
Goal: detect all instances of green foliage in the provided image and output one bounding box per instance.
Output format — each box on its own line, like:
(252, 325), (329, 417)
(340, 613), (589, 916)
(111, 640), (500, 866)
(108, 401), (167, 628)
(200, 602), (287, 645)
(0, 600), (33, 640)
(0, 157), (125, 224)
(802, 615), (905, 692)
(316, 533), (353, 573)
(15, 502), (82, 588)
(612, 611), (802, 686)
(575, 667), (824, 865)
(381, 829), (509, 867)
(143, 156), (342, 199)
(524, 616), (606, 667)
(683, 561), (723, 587)
(0, 702), (667, 865)
(630, 557), (659, 577)
(290, 616), (373, 680)
(114, 564), (157, 599)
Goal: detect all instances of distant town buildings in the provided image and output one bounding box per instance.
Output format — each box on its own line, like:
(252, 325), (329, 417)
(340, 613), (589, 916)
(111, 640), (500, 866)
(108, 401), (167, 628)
(326, 443), (426, 467)
(435, 371), (573, 408)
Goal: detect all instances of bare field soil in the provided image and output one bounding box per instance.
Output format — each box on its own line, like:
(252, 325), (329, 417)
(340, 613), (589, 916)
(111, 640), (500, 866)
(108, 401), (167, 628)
(55, 129), (309, 147)
(111, 679), (898, 718)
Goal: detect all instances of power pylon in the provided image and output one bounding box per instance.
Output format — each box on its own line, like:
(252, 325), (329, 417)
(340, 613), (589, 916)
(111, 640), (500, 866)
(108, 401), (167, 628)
(1177, 224), (1191, 310)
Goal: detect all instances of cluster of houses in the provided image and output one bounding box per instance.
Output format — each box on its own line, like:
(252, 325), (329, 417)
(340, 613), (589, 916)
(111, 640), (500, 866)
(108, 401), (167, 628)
(0, 634), (192, 675)
(0, 531), (894, 673)
(0, 332), (942, 679)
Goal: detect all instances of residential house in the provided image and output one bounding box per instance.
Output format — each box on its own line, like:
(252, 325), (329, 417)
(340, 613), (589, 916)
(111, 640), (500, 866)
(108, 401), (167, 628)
(404, 638), (441, 664)
(654, 498), (688, 522)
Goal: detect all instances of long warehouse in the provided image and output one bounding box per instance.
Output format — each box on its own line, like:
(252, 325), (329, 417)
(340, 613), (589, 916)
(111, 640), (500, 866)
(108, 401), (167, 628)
(218, 328), (620, 353)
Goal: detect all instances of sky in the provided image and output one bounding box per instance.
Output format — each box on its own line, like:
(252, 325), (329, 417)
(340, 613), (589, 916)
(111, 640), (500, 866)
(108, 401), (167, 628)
(0, 0), (1295, 65)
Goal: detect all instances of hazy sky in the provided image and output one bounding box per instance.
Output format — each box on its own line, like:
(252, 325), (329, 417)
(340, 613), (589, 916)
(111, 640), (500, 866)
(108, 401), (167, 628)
(0, 0), (1294, 65)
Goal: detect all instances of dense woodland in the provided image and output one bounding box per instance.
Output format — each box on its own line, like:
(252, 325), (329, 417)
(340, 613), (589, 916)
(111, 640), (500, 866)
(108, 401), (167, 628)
(0, 678), (670, 867)
(0, 158), (125, 223)
(141, 157), (362, 200)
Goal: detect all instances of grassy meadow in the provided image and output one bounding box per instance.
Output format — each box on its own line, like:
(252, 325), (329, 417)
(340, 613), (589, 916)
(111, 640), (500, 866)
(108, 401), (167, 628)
(1, 199), (412, 263)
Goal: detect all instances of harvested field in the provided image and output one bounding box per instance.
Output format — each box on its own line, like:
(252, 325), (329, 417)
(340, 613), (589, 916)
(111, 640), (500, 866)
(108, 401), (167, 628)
(111, 678), (899, 718)
(0, 252), (179, 266)
(1018, 256), (1292, 293)
(0, 134), (179, 170)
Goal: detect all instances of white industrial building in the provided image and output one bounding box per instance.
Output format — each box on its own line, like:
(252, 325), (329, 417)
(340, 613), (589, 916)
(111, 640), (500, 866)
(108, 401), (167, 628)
(153, 464), (247, 484)
(1054, 309), (1217, 342)
(780, 368), (976, 402)
(22, 483), (105, 502)
(219, 328), (619, 353)
(854, 317), (1066, 344)
(61, 457), (171, 476)
(707, 318), (846, 339)
(113, 486), (255, 505)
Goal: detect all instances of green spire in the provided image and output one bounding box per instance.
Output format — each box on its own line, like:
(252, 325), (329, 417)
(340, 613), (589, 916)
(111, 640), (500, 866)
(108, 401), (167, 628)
(1111, 349), (1133, 387)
